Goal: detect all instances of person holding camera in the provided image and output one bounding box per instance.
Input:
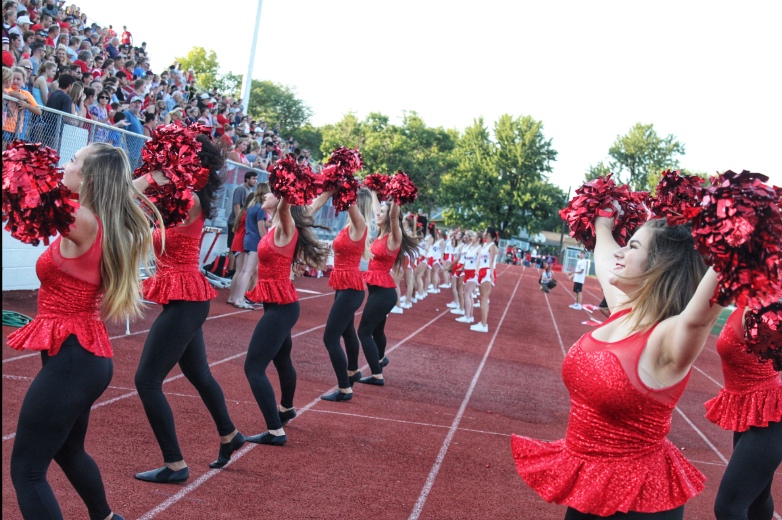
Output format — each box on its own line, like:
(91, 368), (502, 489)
(539, 263), (557, 293)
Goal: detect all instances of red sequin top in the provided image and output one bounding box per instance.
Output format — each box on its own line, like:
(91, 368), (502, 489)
(704, 308), (782, 431)
(511, 309), (705, 516)
(7, 220), (113, 358)
(329, 226), (366, 291)
(246, 227), (298, 304)
(143, 214), (217, 304)
(363, 234), (399, 289)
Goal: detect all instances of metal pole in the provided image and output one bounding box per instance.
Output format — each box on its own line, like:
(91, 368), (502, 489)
(241, 0), (264, 116)
(558, 186), (571, 264)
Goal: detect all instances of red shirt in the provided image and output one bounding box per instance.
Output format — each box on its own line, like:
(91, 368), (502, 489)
(121, 31), (132, 45)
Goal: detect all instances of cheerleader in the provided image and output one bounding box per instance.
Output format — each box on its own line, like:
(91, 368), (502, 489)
(705, 307), (781, 520)
(512, 217), (724, 519)
(427, 227), (445, 294)
(320, 188), (374, 401)
(228, 183), (271, 309)
(471, 227), (498, 333)
(243, 193), (329, 445)
(8, 143), (160, 520)
(440, 230), (454, 289)
(456, 231), (481, 324)
(424, 224), (440, 294)
(400, 216), (416, 309)
(356, 192), (418, 385)
(448, 231), (467, 315)
(413, 216), (430, 301)
(133, 135), (244, 483)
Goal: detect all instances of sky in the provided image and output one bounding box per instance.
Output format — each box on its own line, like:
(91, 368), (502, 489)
(74, 0), (781, 192)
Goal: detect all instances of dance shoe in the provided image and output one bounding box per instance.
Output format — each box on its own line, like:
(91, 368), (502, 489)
(470, 323), (489, 333)
(209, 432), (246, 469)
(321, 390), (353, 402)
(381, 356), (389, 367)
(357, 376), (385, 386)
(134, 466), (190, 483)
(246, 432), (287, 446)
(279, 408), (297, 426)
(348, 371), (362, 386)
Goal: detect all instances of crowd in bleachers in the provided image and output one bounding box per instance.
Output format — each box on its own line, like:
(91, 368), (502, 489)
(2, 0), (311, 170)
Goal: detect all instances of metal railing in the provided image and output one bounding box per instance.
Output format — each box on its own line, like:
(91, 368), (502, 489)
(3, 95), (346, 242)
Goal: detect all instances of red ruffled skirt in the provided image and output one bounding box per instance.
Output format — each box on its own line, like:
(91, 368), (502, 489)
(7, 313), (112, 358)
(143, 271), (217, 304)
(246, 279), (297, 305)
(363, 270), (395, 288)
(510, 435), (705, 516)
(704, 386), (782, 431)
(329, 270), (365, 291)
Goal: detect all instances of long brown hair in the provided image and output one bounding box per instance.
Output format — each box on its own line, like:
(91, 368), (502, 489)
(377, 203), (419, 270)
(291, 205), (330, 269)
(78, 143), (163, 321)
(623, 219), (707, 332)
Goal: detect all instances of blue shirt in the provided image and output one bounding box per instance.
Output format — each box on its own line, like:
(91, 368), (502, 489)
(243, 204), (267, 252)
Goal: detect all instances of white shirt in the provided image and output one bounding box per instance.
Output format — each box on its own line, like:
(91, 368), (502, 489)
(574, 258), (588, 284)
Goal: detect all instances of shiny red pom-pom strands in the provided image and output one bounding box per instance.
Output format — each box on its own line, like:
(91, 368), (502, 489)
(744, 303), (782, 371)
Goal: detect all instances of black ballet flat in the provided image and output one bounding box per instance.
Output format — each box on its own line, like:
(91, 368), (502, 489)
(245, 432), (287, 446)
(209, 432), (246, 469)
(134, 466), (190, 483)
(357, 376), (385, 386)
(381, 357), (389, 367)
(321, 390), (353, 402)
(279, 408), (297, 427)
(111, 515), (125, 520)
(348, 371), (362, 387)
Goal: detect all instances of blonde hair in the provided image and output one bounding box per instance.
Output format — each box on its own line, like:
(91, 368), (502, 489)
(78, 143), (163, 321)
(234, 182), (270, 232)
(68, 81), (83, 105)
(623, 219), (707, 332)
(355, 188), (375, 260)
(2, 66), (12, 85)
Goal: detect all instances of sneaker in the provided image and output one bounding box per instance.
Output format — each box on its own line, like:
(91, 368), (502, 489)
(428, 284), (434, 290)
(390, 305), (404, 314)
(450, 308), (464, 315)
(468, 316), (475, 323)
(446, 301), (459, 308)
(411, 298), (418, 304)
(400, 296), (407, 303)
(401, 302), (412, 309)
(568, 303), (579, 308)
(470, 323), (488, 333)
(439, 283), (451, 289)
(427, 288), (437, 294)
(455, 316), (471, 323)
(473, 301), (480, 307)
(572, 304), (582, 310)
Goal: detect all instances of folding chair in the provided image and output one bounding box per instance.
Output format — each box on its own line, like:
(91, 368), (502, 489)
(201, 226), (232, 289)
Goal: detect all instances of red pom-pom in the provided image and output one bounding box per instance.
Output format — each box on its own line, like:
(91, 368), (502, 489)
(650, 170), (705, 225)
(322, 148), (363, 214)
(385, 171), (418, 206)
(363, 173), (390, 199)
(744, 303), (782, 371)
(692, 170), (782, 307)
(2, 140), (79, 246)
(269, 156), (321, 206)
(325, 147), (363, 179)
(135, 124), (205, 227)
(559, 175), (649, 251)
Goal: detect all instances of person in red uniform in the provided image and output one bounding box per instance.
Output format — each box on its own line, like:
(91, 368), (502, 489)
(8, 143), (162, 520)
(355, 191), (419, 386)
(512, 216), (725, 519)
(704, 307), (781, 519)
(243, 192), (329, 446)
(130, 135), (244, 484)
(319, 188), (375, 401)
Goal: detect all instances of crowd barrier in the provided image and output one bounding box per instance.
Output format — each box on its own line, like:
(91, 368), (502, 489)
(2, 96), (346, 244)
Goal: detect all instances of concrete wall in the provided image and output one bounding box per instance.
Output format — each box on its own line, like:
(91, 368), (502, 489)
(2, 227), (47, 291)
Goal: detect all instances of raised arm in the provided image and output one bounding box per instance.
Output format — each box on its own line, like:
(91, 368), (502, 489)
(306, 190), (334, 217)
(274, 198), (296, 247)
(346, 202), (367, 241)
(387, 201), (402, 250)
(593, 216), (626, 310)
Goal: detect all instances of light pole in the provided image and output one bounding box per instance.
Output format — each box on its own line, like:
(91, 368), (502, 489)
(241, 0), (264, 116)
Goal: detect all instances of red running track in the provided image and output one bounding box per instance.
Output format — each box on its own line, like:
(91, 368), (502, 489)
(2, 264), (780, 519)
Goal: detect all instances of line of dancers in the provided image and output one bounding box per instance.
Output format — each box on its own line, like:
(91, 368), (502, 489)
(4, 141), (780, 520)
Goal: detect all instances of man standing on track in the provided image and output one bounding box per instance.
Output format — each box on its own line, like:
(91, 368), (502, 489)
(567, 250), (588, 310)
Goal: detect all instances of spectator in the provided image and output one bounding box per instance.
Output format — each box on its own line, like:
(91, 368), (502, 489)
(67, 80), (84, 117)
(16, 14), (32, 35)
(539, 264), (557, 293)
(2, 36), (14, 67)
(164, 106), (182, 125)
(31, 60), (55, 104)
(105, 36), (119, 59)
(566, 250), (589, 310)
(28, 41), (43, 74)
(65, 35), (78, 60)
(227, 138), (250, 165)
(40, 0), (58, 18)
(120, 24), (131, 46)
(598, 297), (610, 318)
(226, 170), (258, 271)
(3, 8), (21, 38)
(3, 66), (41, 140)
(141, 111), (156, 137)
(9, 31), (22, 62)
(122, 94), (145, 169)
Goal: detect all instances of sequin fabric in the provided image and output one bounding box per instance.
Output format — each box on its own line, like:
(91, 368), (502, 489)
(329, 227), (366, 291)
(143, 216), (217, 304)
(246, 227), (298, 304)
(7, 241), (111, 358)
(363, 234), (398, 288)
(511, 312), (705, 516)
(704, 308), (782, 431)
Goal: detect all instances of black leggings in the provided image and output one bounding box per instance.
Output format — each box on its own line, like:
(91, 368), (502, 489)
(245, 301), (300, 430)
(714, 420), (781, 520)
(564, 506), (684, 519)
(135, 300), (235, 463)
(357, 285), (397, 375)
(323, 289), (364, 389)
(11, 335), (113, 520)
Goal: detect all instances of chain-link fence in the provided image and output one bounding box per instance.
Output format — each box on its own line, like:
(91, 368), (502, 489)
(3, 95), (346, 243)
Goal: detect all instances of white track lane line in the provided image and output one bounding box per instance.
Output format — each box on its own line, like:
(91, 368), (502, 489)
(137, 309), (453, 520)
(408, 270), (523, 520)
(543, 293), (567, 357)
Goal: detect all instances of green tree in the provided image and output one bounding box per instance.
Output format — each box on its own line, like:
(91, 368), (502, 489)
(212, 72), (243, 98)
(440, 115), (563, 237)
(293, 123), (323, 161)
(247, 80), (312, 132)
(606, 123), (685, 191)
(584, 160), (612, 181)
(175, 47), (220, 91)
